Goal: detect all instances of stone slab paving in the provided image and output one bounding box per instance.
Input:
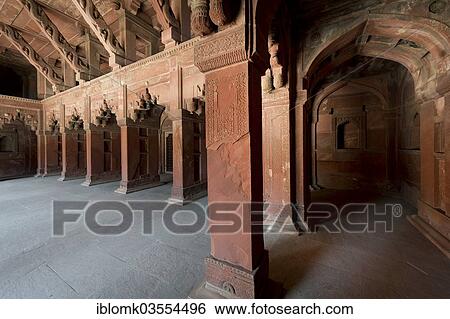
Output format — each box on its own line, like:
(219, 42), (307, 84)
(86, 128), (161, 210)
(0, 178), (449, 298)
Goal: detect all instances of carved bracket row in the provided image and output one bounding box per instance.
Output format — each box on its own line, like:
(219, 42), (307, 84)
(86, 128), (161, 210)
(70, 0), (125, 66)
(0, 22), (65, 92)
(22, 0), (90, 79)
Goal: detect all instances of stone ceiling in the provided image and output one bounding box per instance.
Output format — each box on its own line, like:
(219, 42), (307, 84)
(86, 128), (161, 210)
(0, 0), (160, 69)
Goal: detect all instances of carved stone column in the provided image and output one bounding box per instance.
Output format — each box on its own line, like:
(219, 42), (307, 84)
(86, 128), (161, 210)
(35, 110), (46, 177)
(169, 108), (207, 204)
(82, 101), (121, 186)
(191, 25), (271, 298)
(35, 131), (45, 176)
(59, 129), (86, 181)
(116, 92), (165, 194)
(190, 0), (213, 36)
(43, 132), (61, 177)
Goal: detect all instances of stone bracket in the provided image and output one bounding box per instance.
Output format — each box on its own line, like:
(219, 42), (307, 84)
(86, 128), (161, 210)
(70, 0), (126, 67)
(0, 22), (65, 92)
(21, 0), (90, 80)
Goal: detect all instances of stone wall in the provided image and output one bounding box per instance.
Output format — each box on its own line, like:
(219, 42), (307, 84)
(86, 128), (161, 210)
(315, 78), (388, 190)
(0, 95), (42, 180)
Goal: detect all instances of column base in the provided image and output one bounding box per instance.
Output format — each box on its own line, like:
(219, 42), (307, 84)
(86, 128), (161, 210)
(58, 174), (86, 182)
(115, 180), (164, 194)
(190, 251), (283, 299)
(34, 174), (44, 178)
(169, 182), (208, 205)
(42, 170), (61, 178)
(81, 174), (121, 187)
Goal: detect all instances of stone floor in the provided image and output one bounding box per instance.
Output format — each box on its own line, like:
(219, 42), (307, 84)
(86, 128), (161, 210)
(0, 177), (449, 298)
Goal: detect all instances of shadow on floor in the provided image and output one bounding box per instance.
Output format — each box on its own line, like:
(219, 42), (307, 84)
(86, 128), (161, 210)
(266, 189), (450, 298)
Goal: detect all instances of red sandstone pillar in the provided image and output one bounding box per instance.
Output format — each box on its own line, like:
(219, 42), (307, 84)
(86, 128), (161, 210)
(116, 114), (163, 194)
(170, 109), (207, 204)
(295, 91), (311, 225)
(191, 26), (269, 298)
(59, 129), (86, 181)
(35, 130), (45, 177)
(262, 87), (292, 216)
(82, 124), (121, 186)
(43, 132), (61, 177)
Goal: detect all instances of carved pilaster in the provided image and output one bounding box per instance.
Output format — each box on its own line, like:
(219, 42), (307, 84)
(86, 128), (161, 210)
(0, 22), (64, 92)
(70, 0), (126, 67)
(21, 0), (90, 81)
(190, 0), (214, 36)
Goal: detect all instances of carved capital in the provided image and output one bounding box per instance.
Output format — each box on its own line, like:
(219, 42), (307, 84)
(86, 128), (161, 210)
(190, 0), (214, 36)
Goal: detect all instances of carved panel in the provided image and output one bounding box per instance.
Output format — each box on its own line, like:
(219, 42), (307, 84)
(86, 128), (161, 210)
(205, 69), (248, 149)
(194, 26), (247, 72)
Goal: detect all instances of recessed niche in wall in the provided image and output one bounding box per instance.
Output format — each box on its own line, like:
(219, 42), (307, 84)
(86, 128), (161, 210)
(0, 133), (17, 153)
(336, 120), (360, 149)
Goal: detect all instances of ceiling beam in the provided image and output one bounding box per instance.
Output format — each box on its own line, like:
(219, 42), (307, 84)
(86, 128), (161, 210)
(70, 0), (125, 68)
(0, 22), (65, 92)
(20, 0), (91, 81)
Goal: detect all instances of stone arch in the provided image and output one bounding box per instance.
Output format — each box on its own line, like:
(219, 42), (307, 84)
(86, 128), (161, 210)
(302, 14), (450, 98)
(310, 80), (389, 188)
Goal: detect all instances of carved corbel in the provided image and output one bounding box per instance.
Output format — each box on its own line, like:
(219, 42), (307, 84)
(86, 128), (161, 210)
(149, 0), (181, 46)
(209, 0), (231, 27)
(70, 0), (126, 67)
(94, 100), (117, 127)
(130, 88), (165, 122)
(190, 0), (214, 36)
(0, 22), (65, 92)
(68, 108), (84, 130)
(268, 28), (284, 89)
(21, 0), (90, 81)
(48, 111), (60, 134)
